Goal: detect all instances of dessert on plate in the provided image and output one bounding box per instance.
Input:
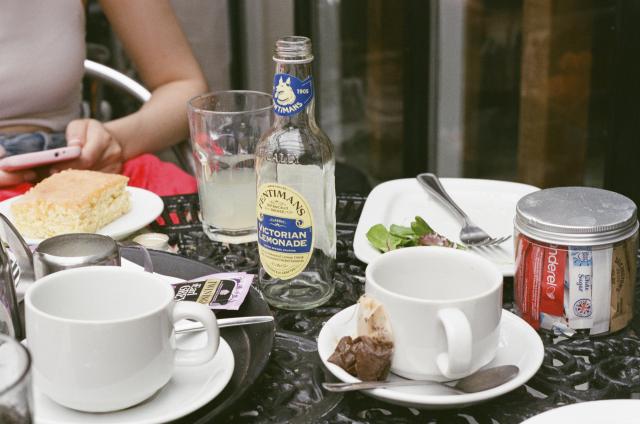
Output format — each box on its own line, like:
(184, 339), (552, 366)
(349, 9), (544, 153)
(11, 170), (131, 239)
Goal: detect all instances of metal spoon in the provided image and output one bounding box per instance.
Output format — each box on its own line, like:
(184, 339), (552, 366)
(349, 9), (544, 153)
(322, 365), (519, 393)
(175, 315), (274, 334)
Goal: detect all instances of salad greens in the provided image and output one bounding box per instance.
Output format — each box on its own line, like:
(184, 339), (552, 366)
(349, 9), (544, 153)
(366, 216), (465, 253)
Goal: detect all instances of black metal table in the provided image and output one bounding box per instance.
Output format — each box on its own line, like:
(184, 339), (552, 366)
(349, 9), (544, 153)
(153, 194), (640, 424)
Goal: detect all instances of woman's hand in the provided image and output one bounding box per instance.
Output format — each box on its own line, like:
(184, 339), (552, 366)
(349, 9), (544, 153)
(54, 119), (124, 174)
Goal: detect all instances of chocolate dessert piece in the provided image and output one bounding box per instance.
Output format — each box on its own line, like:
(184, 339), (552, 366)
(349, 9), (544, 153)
(329, 336), (357, 374)
(328, 335), (393, 381)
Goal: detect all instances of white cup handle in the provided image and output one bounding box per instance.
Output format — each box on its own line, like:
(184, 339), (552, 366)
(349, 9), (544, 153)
(172, 302), (219, 366)
(436, 308), (472, 379)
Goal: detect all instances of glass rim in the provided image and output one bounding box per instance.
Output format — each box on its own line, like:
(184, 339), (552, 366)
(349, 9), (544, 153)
(187, 90), (273, 115)
(0, 333), (31, 397)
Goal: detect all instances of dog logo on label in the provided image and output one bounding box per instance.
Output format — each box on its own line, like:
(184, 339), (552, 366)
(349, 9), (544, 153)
(272, 73), (313, 116)
(274, 77), (296, 106)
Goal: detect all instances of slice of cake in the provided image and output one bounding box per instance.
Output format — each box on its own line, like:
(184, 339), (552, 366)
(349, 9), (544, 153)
(11, 170), (131, 239)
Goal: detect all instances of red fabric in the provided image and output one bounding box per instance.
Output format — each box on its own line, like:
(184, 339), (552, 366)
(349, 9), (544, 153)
(0, 183), (31, 202)
(0, 154), (196, 202)
(121, 154), (197, 196)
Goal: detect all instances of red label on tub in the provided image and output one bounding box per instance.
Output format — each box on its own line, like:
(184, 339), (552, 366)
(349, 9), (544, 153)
(540, 246), (566, 317)
(518, 235), (544, 330)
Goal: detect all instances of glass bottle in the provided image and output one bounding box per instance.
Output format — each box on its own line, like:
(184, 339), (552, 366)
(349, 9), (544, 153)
(255, 36), (336, 310)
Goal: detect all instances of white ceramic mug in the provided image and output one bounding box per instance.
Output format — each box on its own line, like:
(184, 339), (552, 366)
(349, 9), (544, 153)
(365, 246), (503, 381)
(25, 266), (220, 412)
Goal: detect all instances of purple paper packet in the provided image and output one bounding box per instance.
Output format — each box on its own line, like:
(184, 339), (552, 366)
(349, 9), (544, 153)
(171, 272), (254, 311)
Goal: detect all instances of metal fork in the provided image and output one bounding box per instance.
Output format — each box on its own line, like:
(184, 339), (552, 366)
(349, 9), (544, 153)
(416, 173), (511, 247)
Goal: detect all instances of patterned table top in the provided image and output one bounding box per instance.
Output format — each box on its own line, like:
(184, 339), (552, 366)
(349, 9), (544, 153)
(153, 194), (640, 424)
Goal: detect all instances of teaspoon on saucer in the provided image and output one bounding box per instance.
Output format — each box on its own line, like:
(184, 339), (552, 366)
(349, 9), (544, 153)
(322, 364), (519, 394)
(175, 315), (274, 334)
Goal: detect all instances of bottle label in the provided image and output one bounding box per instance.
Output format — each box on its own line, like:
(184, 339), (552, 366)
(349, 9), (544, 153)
(257, 183), (314, 280)
(272, 73), (313, 117)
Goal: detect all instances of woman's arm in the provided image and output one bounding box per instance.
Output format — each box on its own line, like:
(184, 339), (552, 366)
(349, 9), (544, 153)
(101, 0), (207, 158)
(62, 0), (207, 172)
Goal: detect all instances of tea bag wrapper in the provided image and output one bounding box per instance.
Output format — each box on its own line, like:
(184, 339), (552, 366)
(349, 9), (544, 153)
(522, 244), (544, 329)
(172, 272), (254, 311)
(539, 246), (566, 318)
(514, 236), (530, 319)
(591, 246), (613, 334)
(567, 247), (593, 329)
(609, 241), (635, 332)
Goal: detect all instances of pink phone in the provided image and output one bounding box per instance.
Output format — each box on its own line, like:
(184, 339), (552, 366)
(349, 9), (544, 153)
(0, 146), (82, 171)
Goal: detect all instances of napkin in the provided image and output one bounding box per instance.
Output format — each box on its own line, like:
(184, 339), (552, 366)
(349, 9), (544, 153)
(121, 258), (183, 284)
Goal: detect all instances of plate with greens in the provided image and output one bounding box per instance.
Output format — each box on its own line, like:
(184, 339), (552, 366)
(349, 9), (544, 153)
(353, 178), (539, 276)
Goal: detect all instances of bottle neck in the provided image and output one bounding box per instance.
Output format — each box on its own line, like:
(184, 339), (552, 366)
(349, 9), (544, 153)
(272, 60), (317, 128)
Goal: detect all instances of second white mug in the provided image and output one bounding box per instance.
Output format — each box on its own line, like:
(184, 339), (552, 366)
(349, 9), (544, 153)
(365, 246), (503, 381)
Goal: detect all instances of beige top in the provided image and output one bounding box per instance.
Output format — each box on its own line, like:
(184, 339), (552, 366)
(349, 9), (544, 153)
(0, 0), (86, 132)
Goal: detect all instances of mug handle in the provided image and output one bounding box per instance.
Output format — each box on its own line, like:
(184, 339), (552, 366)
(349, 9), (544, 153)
(436, 308), (472, 379)
(172, 302), (220, 366)
(118, 241), (154, 273)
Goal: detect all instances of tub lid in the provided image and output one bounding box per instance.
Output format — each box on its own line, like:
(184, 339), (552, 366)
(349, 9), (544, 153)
(515, 186), (638, 245)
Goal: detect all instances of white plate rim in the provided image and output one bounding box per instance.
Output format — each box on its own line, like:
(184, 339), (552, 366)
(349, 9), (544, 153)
(0, 186), (164, 244)
(520, 399), (640, 423)
(353, 177), (540, 276)
(318, 305), (544, 408)
(33, 336), (235, 424)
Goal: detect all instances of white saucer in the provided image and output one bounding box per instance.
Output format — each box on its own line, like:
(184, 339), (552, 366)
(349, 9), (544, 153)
(521, 400), (640, 424)
(353, 178), (539, 276)
(0, 186), (164, 245)
(318, 305), (544, 409)
(33, 333), (234, 424)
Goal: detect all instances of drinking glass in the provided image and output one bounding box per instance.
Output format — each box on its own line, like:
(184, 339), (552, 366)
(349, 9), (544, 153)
(188, 91), (272, 243)
(0, 334), (32, 424)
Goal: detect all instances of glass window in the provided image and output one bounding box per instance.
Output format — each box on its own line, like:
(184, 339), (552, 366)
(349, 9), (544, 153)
(299, 0), (637, 203)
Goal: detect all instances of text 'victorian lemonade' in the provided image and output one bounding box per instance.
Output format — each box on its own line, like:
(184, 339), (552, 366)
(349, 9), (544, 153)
(258, 186), (311, 250)
(255, 36), (336, 310)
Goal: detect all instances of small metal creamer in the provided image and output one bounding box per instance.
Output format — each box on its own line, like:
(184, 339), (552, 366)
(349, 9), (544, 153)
(1, 230), (153, 283)
(33, 233), (153, 279)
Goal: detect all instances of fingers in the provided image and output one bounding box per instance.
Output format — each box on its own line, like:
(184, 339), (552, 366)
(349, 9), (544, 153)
(0, 169), (38, 186)
(98, 138), (124, 170)
(65, 119), (88, 148)
(60, 119), (91, 170)
(96, 163), (123, 174)
(55, 119), (124, 173)
(62, 119), (107, 169)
